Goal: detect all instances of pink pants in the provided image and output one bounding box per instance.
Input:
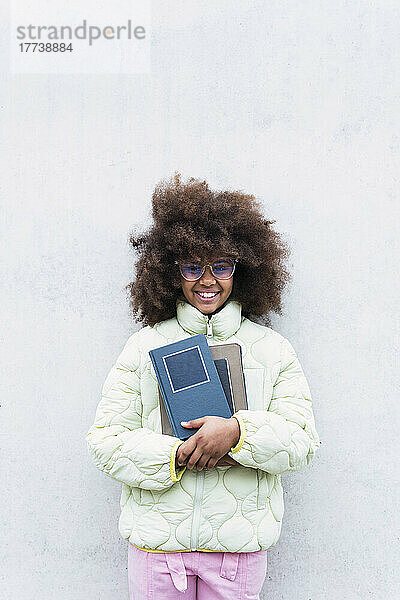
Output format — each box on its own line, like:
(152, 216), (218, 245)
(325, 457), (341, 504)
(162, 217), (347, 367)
(128, 544), (268, 600)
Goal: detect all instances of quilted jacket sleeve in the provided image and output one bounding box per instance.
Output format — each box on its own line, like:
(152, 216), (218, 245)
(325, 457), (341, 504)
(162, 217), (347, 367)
(227, 337), (320, 474)
(85, 333), (187, 491)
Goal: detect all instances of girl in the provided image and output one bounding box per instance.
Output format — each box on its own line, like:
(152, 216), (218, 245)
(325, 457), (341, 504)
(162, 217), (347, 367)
(86, 173), (320, 599)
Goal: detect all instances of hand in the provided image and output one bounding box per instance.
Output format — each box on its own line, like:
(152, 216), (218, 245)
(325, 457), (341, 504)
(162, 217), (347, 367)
(176, 416), (240, 471)
(175, 452), (240, 472)
(215, 454), (241, 467)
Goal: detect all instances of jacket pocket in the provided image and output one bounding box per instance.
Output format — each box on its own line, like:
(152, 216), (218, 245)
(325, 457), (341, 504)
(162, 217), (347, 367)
(242, 368), (264, 411)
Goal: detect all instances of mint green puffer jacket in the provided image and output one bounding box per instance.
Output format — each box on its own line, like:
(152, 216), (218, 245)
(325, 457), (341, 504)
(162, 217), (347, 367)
(86, 297), (320, 553)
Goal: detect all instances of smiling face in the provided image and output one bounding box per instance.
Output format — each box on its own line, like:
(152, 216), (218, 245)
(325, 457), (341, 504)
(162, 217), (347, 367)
(179, 254), (234, 315)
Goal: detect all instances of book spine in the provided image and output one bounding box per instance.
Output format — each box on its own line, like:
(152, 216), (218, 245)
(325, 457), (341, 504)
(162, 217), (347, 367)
(159, 385), (180, 438)
(149, 351), (180, 438)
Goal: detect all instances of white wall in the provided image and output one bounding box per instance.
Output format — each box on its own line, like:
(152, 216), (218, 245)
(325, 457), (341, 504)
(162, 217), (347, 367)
(1, 1), (399, 598)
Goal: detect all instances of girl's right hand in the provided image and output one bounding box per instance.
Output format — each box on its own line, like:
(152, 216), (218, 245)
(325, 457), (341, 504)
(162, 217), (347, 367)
(176, 453), (239, 471)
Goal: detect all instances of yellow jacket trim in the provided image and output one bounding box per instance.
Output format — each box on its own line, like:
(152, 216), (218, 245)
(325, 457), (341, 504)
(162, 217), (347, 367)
(170, 439), (187, 482)
(230, 413), (246, 453)
(131, 544), (216, 553)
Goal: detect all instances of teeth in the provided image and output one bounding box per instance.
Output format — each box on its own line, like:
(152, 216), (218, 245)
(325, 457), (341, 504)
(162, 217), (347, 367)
(196, 291), (218, 298)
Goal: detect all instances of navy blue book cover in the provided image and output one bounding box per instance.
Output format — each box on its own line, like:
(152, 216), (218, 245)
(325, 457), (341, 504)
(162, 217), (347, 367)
(149, 334), (232, 440)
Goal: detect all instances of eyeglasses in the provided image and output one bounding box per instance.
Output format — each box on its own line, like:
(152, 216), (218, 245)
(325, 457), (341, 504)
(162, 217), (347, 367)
(175, 258), (238, 281)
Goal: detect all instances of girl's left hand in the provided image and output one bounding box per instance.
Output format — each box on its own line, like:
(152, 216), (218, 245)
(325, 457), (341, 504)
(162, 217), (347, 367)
(176, 416), (240, 471)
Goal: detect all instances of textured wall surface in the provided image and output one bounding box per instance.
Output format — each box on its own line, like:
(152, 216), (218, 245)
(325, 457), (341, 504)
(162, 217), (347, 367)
(1, 2), (399, 599)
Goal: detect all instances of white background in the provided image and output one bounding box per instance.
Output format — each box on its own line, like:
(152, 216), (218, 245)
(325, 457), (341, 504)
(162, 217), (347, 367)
(1, 1), (399, 598)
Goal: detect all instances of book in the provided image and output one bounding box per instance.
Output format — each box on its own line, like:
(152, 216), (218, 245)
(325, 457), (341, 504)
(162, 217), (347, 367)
(208, 343), (248, 412)
(158, 342), (248, 437)
(214, 358), (234, 413)
(149, 334), (232, 440)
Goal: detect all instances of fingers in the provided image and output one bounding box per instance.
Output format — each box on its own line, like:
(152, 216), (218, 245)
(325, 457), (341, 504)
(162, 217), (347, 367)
(177, 445), (210, 471)
(196, 453), (211, 471)
(206, 456), (219, 470)
(177, 436), (197, 465)
(186, 447), (203, 470)
(181, 416), (207, 428)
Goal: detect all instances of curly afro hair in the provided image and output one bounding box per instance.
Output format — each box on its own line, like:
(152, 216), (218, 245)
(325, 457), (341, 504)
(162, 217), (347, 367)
(125, 173), (291, 327)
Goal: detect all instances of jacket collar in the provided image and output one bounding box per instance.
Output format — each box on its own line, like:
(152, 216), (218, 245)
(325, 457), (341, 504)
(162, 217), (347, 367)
(176, 295), (242, 341)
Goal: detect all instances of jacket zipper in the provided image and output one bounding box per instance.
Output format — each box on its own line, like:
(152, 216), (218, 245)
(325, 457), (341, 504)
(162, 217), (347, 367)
(190, 315), (212, 549)
(206, 315), (213, 338)
(190, 469), (205, 550)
